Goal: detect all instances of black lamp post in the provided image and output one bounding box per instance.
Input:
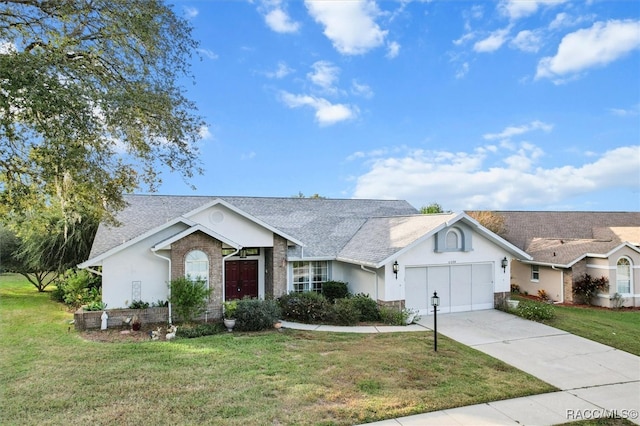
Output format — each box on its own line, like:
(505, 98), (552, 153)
(393, 260), (399, 279)
(431, 291), (440, 352)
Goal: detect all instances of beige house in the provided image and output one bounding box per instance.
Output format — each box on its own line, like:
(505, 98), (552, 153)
(492, 212), (640, 308)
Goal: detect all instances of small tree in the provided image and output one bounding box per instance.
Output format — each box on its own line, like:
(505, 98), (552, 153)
(572, 274), (609, 306)
(420, 203), (444, 214)
(169, 277), (213, 323)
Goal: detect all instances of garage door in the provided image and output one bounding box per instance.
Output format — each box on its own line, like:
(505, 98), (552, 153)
(405, 263), (494, 315)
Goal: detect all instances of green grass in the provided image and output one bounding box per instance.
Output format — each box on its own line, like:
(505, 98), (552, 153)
(513, 295), (640, 356)
(0, 274), (556, 425)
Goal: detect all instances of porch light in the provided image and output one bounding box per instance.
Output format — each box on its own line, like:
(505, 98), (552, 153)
(393, 261), (399, 279)
(501, 257), (508, 273)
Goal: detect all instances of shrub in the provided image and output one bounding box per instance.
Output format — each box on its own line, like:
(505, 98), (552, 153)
(331, 298), (361, 326)
(350, 293), (380, 322)
(537, 289), (549, 301)
(515, 299), (555, 321)
(322, 281), (350, 302)
(177, 323), (224, 338)
(611, 292), (626, 309)
(85, 300), (107, 311)
(510, 283), (520, 294)
(278, 291), (330, 323)
(573, 274), (609, 305)
(378, 306), (405, 326)
(152, 300), (168, 307)
(52, 269), (102, 309)
(168, 277), (213, 323)
(234, 298), (281, 331)
(129, 300), (150, 309)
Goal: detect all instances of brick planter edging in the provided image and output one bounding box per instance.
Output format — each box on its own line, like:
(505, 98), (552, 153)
(74, 307), (169, 331)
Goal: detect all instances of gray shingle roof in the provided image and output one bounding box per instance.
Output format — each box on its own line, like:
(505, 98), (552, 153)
(338, 213), (458, 266)
(88, 195), (418, 260)
(485, 211), (640, 265)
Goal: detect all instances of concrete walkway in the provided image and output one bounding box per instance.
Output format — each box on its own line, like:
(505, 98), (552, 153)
(281, 310), (640, 426)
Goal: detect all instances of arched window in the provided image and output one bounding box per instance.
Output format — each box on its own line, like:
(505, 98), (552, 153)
(185, 250), (209, 286)
(446, 228), (461, 250)
(616, 257), (631, 294)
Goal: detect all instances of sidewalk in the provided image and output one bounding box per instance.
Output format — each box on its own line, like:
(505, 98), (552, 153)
(281, 310), (640, 426)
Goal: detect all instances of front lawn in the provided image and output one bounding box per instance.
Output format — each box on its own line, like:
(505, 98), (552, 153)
(547, 304), (640, 356)
(0, 274), (554, 425)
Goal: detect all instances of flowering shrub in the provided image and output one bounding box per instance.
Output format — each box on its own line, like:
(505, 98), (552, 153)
(515, 299), (555, 322)
(573, 274), (609, 305)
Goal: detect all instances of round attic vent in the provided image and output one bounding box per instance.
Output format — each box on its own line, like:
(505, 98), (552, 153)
(209, 210), (224, 224)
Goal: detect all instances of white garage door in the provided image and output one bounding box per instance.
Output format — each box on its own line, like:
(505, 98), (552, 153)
(405, 263), (494, 315)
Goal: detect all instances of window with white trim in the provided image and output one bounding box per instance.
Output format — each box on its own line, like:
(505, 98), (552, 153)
(185, 250), (209, 286)
(531, 265), (539, 281)
(292, 261), (328, 293)
(616, 257), (631, 294)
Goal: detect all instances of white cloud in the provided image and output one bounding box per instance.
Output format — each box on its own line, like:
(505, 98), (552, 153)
(536, 19), (640, 81)
(352, 145), (640, 210)
(197, 48), (218, 60)
(266, 61), (294, 79)
(483, 120), (553, 141)
(474, 27), (511, 52)
(609, 105), (639, 117)
(510, 30), (542, 53)
(279, 91), (358, 126)
(198, 125), (213, 140)
(455, 62), (470, 79)
(265, 8), (300, 33)
(307, 61), (340, 93)
(305, 0), (388, 55)
(257, 0), (300, 33)
(499, 0), (567, 21)
(351, 80), (374, 99)
(183, 7), (199, 19)
(386, 41), (401, 59)
(0, 40), (16, 54)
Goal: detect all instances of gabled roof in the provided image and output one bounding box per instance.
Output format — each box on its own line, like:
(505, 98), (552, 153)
(482, 211), (640, 266)
(86, 194), (418, 262)
(338, 212), (531, 268)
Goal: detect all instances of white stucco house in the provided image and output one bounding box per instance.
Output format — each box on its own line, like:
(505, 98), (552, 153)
(79, 195), (530, 318)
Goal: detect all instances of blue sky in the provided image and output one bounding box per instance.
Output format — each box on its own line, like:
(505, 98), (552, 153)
(157, 0), (640, 212)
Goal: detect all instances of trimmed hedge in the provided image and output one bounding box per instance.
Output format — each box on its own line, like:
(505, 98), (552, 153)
(234, 298), (281, 331)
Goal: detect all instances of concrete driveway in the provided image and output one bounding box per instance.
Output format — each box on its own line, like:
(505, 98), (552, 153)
(413, 309), (640, 425)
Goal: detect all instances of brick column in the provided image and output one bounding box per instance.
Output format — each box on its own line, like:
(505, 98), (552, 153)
(272, 234), (288, 298)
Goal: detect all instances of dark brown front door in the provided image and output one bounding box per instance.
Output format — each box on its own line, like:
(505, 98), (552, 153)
(225, 260), (258, 300)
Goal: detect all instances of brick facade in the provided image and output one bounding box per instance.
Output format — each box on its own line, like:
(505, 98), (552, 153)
(170, 231), (224, 318)
(272, 234), (288, 298)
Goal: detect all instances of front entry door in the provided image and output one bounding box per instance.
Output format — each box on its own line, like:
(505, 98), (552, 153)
(225, 260), (258, 300)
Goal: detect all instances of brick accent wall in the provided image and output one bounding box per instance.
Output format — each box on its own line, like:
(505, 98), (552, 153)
(271, 234), (288, 298)
(170, 231), (223, 316)
(74, 307), (169, 331)
(377, 299), (405, 311)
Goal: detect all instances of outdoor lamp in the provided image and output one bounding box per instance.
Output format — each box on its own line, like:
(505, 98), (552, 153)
(431, 291), (440, 308)
(501, 257), (508, 273)
(431, 291), (440, 352)
(393, 261), (399, 279)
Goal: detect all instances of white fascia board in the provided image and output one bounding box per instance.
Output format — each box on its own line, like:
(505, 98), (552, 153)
(565, 242), (640, 268)
(287, 256), (335, 262)
(78, 216), (197, 269)
(517, 259), (571, 269)
(151, 224), (241, 252)
(183, 198), (305, 248)
(335, 256), (379, 269)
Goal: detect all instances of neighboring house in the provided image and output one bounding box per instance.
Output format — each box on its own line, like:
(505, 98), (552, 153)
(493, 211), (640, 308)
(79, 195), (528, 319)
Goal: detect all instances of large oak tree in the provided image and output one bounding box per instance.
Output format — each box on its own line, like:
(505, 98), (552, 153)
(0, 0), (205, 228)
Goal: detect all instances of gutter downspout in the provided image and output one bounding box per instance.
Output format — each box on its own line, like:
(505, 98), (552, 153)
(551, 265), (564, 304)
(152, 251), (172, 325)
(360, 265), (378, 302)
